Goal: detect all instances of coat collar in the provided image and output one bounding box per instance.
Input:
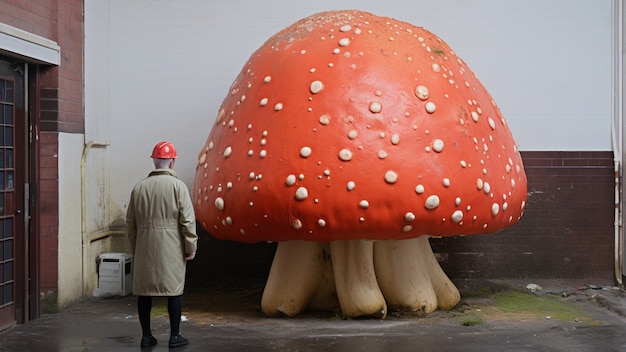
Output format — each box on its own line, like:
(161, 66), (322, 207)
(148, 168), (178, 178)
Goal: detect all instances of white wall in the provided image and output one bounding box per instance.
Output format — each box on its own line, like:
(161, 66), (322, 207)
(84, 0), (615, 222)
(57, 133), (84, 307)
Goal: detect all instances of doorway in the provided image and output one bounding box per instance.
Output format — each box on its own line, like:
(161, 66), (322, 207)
(0, 56), (30, 330)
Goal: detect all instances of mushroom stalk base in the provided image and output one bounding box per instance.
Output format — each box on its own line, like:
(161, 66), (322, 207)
(261, 237), (459, 318)
(374, 236), (460, 313)
(330, 240), (387, 318)
(261, 241), (337, 317)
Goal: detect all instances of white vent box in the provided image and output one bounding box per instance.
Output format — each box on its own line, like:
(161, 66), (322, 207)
(98, 252), (133, 296)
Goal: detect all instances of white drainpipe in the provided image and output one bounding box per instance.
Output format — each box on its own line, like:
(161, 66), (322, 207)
(614, 162), (623, 285)
(612, 0), (623, 285)
(81, 140), (111, 295)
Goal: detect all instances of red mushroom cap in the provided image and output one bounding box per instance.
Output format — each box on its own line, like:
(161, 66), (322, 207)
(193, 10), (527, 243)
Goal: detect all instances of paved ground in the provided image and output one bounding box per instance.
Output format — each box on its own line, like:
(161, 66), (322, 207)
(1, 278), (625, 352)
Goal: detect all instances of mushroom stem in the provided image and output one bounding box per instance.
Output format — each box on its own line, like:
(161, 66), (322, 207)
(374, 237), (438, 313)
(418, 236), (461, 310)
(374, 236), (459, 312)
(330, 239), (387, 318)
(261, 241), (335, 317)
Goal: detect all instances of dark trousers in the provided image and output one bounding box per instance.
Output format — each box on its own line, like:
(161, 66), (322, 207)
(137, 295), (183, 337)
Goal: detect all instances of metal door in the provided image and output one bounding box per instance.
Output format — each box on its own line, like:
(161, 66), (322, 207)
(0, 57), (26, 330)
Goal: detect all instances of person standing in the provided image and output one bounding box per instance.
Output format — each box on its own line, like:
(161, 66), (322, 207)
(126, 141), (198, 349)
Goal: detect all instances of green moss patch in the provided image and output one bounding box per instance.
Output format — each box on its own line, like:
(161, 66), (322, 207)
(492, 290), (586, 323)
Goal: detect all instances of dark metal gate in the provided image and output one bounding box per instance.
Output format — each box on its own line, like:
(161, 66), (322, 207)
(0, 57), (27, 330)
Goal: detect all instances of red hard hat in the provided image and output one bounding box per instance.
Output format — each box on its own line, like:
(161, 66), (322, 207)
(150, 141), (178, 159)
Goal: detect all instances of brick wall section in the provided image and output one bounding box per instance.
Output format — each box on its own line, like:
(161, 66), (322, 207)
(0, 0), (84, 309)
(430, 151), (616, 283)
(0, 0), (86, 130)
(190, 151), (618, 285)
(37, 132), (59, 291)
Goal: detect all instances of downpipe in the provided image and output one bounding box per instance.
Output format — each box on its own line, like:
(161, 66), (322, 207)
(80, 140), (110, 296)
(616, 162), (623, 285)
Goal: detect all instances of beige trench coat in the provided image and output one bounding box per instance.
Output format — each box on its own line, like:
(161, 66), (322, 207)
(126, 169), (198, 296)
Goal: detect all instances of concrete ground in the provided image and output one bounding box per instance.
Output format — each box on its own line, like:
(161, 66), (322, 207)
(1, 278), (625, 352)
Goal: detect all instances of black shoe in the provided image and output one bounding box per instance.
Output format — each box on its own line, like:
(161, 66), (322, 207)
(140, 335), (157, 348)
(169, 335), (189, 348)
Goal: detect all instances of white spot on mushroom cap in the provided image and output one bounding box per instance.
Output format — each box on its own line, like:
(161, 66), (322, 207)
(451, 210), (463, 223)
(338, 38), (351, 47)
(415, 184), (425, 194)
(415, 85), (429, 100)
(300, 146), (312, 158)
(295, 187), (309, 200)
(318, 219), (327, 227)
(369, 101), (382, 113)
(425, 195), (440, 209)
(432, 139), (444, 152)
(223, 146), (232, 158)
(319, 115), (330, 125)
(359, 200), (369, 209)
(390, 134), (400, 145)
(274, 103), (283, 111)
(425, 102), (437, 114)
(339, 149), (353, 161)
(286, 174), (296, 186)
(405, 212), (416, 221)
(292, 219), (303, 229)
(215, 197), (225, 211)
(492, 203), (500, 216)
(310, 80), (324, 94)
(384, 170), (399, 184)
(347, 181), (356, 191)
(340, 25), (352, 32)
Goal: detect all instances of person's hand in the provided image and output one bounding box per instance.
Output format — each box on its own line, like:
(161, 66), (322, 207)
(185, 252), (196, 261)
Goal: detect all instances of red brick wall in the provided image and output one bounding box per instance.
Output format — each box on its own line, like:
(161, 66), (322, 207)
(190, 151), (618, 285)
(0, 0), (84, 311)
(430, 151), (616, 283)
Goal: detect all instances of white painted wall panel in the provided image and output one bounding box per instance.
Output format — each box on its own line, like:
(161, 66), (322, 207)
(84, 0), (614, 212)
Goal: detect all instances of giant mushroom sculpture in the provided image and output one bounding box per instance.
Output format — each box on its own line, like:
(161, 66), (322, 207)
(193, 10), (527, 319)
